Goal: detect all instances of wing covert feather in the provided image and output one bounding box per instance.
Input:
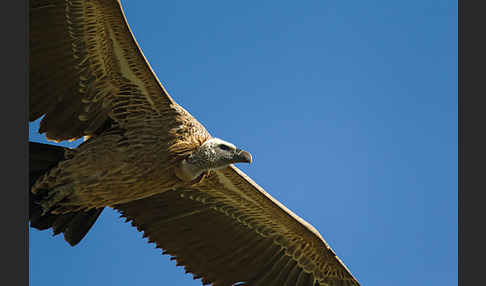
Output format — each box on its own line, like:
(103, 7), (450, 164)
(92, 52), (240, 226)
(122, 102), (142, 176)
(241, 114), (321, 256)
(31, 1), (359, 284)
(30, 0), (178, 141)
(115, 165), (360, 286)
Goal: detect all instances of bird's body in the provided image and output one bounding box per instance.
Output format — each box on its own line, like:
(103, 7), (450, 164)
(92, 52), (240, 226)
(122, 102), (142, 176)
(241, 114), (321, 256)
(31, 0), (214, 212)
(32, 106), (211, 213)
(29, 0), (360, 285)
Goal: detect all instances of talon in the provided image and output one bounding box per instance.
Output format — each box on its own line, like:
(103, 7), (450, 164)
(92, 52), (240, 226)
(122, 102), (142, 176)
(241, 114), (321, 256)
(39, 184), (74, 216)
(40, 202), (51, 216)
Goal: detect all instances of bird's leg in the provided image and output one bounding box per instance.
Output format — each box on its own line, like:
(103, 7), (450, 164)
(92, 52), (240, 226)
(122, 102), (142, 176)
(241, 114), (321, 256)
(40, 183), (74, 215)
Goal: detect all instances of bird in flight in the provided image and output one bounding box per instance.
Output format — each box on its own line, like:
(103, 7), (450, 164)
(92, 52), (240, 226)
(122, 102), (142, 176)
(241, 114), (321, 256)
(29, 1), (360, 285)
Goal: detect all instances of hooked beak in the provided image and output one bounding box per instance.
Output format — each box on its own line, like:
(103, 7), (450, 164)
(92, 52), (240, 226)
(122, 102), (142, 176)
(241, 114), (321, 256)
(234, 149), (253, 164)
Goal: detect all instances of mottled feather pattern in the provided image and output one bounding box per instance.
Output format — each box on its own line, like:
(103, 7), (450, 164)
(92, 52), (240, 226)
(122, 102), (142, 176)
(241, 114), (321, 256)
(29, 1), (359, 285)
(115, 166), (359, 286)
(30, 0), (212, 210)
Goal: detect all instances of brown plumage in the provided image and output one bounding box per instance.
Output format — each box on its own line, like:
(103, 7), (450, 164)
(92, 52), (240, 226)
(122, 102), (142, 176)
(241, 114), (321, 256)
(29, 0), (360, 285)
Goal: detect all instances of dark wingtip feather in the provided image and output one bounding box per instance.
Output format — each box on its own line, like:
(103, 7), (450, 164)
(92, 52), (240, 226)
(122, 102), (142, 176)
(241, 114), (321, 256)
(29, 141), (103, 246)
(29, 188), (104, 246)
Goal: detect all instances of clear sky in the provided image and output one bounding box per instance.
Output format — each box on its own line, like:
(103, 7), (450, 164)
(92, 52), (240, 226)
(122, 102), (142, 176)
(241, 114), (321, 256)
(29, 1), (457, 285)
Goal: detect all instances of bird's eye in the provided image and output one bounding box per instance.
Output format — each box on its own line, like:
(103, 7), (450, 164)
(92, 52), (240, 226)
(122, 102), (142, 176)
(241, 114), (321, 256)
(219, 144), (231, 151)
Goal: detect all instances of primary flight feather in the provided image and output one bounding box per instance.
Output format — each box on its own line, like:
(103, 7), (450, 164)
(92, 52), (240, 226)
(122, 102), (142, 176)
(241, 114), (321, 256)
(29, 1), (360, 285)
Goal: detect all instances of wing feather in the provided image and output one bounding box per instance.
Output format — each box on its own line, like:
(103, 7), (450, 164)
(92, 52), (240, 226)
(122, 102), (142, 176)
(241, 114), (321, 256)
(114, 165), (360, 286)
(30, 0), (178, 141)
(31, 1), (358, 284)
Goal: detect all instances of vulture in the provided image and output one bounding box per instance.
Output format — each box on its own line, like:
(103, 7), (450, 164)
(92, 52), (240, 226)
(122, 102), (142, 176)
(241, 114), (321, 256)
(29, 1), (360, 285)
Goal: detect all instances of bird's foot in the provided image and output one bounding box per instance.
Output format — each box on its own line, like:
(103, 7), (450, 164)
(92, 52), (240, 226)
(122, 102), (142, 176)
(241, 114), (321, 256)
(40, 184), (74, 215)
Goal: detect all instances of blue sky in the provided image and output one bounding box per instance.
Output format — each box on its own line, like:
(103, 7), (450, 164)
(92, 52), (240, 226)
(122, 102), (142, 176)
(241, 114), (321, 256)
(29, 1), (457, 285)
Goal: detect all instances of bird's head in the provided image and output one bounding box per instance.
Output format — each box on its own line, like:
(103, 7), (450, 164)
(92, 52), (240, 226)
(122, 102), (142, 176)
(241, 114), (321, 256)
(191, 138), (252, 169)
(175, 138), (252, 182)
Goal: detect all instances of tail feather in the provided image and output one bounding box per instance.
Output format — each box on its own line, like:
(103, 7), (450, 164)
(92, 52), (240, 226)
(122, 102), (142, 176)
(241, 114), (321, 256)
(29, 141), (103, 246)
(63, 209), (103, 246)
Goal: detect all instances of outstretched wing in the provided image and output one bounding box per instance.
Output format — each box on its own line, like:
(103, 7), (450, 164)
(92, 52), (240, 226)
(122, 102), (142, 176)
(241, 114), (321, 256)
(30, 0), (180, 141)
(115, 165), (360, 286)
